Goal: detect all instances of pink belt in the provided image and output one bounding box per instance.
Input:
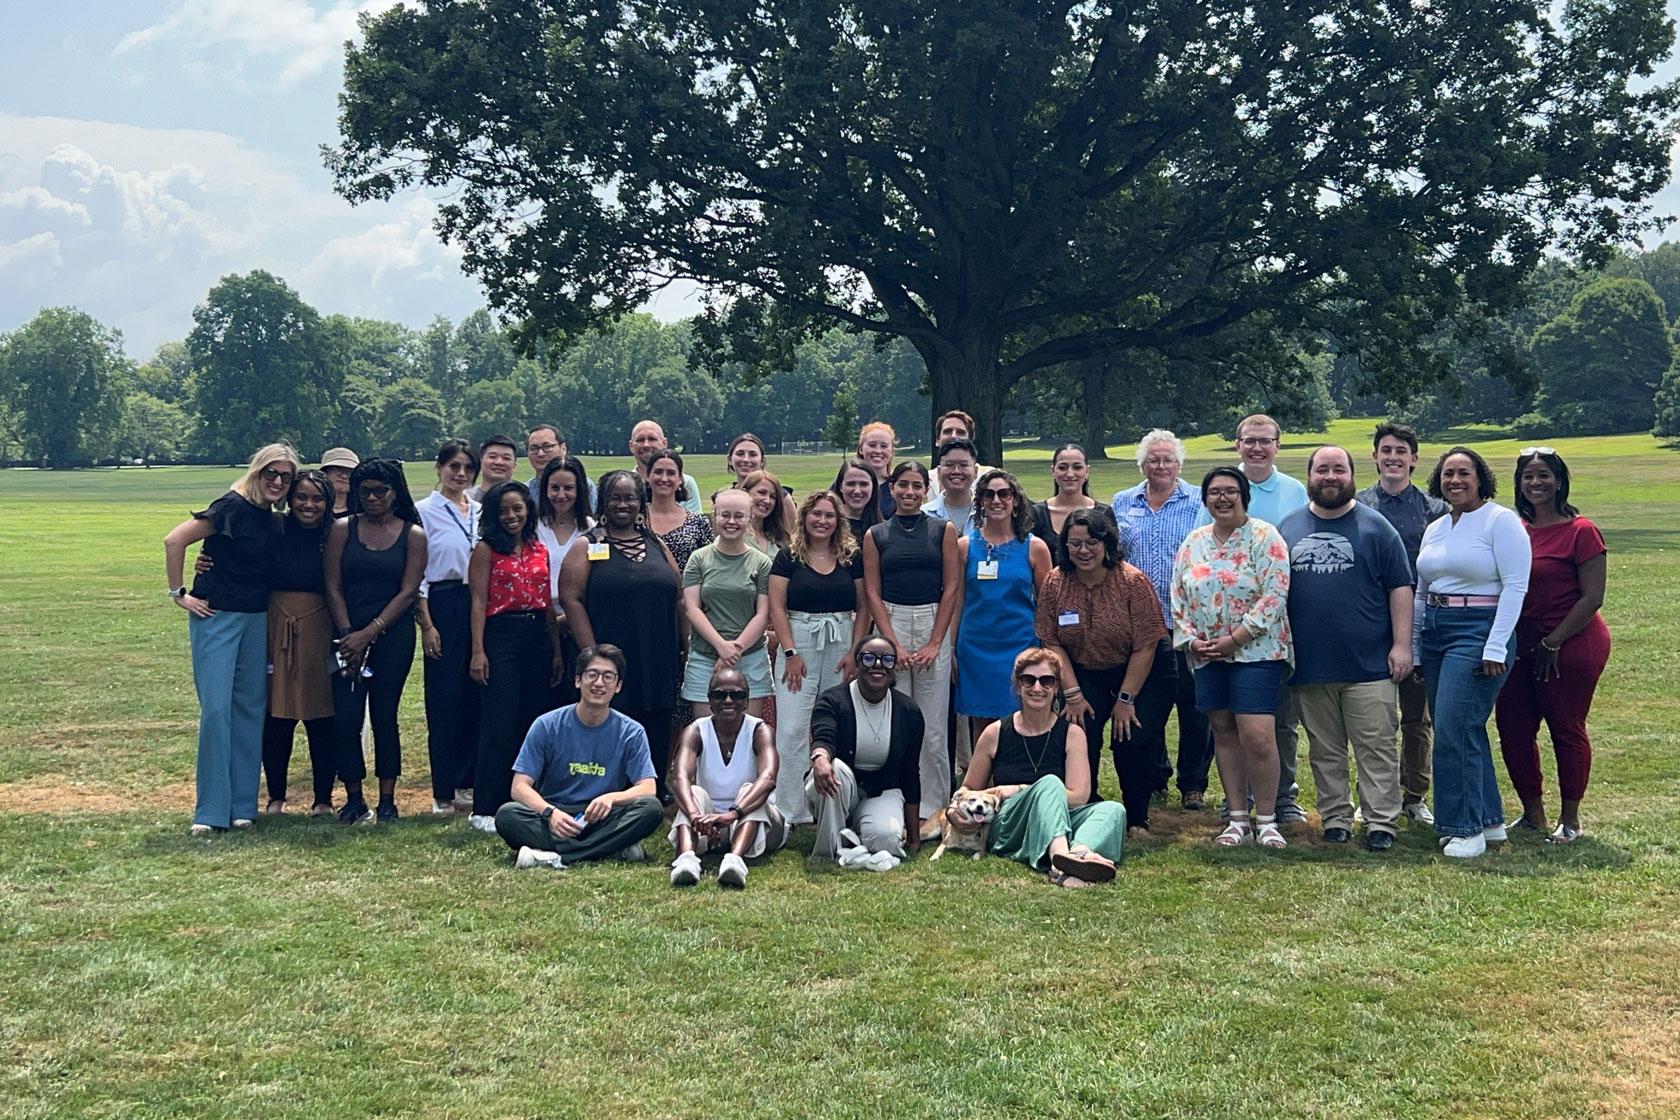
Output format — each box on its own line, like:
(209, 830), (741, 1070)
(1427, 593), (1499, 608)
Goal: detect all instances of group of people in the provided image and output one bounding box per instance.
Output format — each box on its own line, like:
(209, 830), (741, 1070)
(164, 409), (1610, 888)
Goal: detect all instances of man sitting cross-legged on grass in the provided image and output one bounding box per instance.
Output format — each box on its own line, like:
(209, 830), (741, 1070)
(667, 665), (787, 889)
(494, 643), (663, 869)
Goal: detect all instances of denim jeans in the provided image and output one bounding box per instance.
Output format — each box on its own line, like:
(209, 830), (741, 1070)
(189, 610), (268, 828)
(1421, 606), (1509, 838)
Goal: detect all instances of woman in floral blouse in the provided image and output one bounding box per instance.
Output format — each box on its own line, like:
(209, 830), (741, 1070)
(1171, 466), (1293, 849)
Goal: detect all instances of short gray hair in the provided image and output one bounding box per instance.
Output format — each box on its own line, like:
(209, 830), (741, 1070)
(1134, 429), (1186, 470)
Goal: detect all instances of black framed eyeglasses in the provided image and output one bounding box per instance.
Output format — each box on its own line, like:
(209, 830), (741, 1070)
(858, 651), (898, 669)
(1017, 672), (1059, 689)
(707, 688), (748, 702)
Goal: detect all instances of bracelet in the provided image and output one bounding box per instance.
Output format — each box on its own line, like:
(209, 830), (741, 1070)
(1539, 637), (1560, 653)
(1063, 686), (1082, 697)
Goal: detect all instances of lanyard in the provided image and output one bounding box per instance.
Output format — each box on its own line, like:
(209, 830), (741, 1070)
(442, 500), (476, 547)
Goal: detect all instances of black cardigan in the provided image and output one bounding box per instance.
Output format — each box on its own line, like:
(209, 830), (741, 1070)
(808, 683), (923, 806)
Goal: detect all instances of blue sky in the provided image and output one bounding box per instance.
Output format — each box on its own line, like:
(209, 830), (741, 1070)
(3, 1), (1679, 358)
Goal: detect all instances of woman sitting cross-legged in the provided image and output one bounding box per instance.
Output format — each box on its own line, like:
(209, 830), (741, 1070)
(958, 647), (1127, 888)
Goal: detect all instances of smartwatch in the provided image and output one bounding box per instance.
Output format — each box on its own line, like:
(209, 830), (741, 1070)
(540, 806), (555, 824)
(168, 586), (188, 601)
(1116, 690), (1136, 706)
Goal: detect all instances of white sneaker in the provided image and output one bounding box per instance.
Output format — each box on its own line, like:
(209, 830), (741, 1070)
(718, 852), (748, 889)
(1442, 834), (1487, 859)
(615, 842), (648, 863)
(432, 799), (456, 815)
(453, 789), (474, 812)
(670, 850), (703, 887)
(515, 845), (564, 870)
(467, 814), (497, 833)
(1403, 801), (1435, 824)
(1483, 823), (1507, 844)
(231, 819), (253, 830)
(189, 824), (214, 838)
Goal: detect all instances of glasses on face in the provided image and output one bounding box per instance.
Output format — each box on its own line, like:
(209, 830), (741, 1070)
(580, 668), (619, 683)
(1237, 437), (1276, 448)
(1144, 457), (1178, 468)
(708, 688), (748, 702)
(260, 467), (294, 484)
(981, 488), (1014, 502)
(858, 651), (897, 670)
(529, 442), (560, 455)
(1017, 672), (1059, 689)
(358, 484), (392, 499)
(1519, 446), (1556, 457)
(1065, 537), (1101, 552)
(1205, 487), (1241, 500)
(715, 510), (749, 522)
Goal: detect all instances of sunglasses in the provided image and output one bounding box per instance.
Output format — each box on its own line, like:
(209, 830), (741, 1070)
(858, 651), (898, 669)
(357, 484), (392, 498)
(1519, 446), (1557, 457)
(707, 688), (748, 702)
(981, 488), (1014, 502)
(1017, 672), (1059, 689)
(260, 467), (295, 484)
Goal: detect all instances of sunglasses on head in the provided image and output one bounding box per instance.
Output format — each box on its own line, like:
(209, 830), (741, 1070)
(707, 688), (748, 702)
(858, 651), (897, 669)
(1519, 446), (1557, 457)
(1017, 672), (1059, 689)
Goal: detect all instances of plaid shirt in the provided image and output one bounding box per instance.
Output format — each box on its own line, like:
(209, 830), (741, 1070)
(1112, 478), (1202, 630)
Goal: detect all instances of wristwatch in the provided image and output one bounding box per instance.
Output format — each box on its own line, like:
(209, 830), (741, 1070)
(1116, 690), (1136, 706)
(784, 648), (800, 658)
(168, 586), (187, 600)
(540, 806), (555, 824)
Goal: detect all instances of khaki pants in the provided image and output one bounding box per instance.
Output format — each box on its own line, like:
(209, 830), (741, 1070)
(806, 758), (907, 861)
(1398, 670), (1432, 805)
(668, 783), (787, 858)
(1296, 679), (1401, 834)
(882, 601), (952, 817)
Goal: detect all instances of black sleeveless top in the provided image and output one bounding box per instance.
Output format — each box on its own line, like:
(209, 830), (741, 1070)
(342, 515), (409, 628)
(869, 513), (948, 605)
(991, 716), (1069, 786)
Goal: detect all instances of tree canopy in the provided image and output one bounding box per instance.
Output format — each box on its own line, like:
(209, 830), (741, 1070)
(329, 0), (1680, 461)
(0, 307), (128, 466)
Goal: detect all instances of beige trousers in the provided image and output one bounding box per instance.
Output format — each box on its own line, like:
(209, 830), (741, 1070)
(1296, 679), (1401, 834)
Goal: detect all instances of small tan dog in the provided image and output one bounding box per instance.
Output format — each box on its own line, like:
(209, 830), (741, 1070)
(928, 787), (1001, 861)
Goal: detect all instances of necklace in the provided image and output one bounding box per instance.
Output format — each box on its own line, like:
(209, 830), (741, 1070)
(856, 685), (891, 743)
(1015, 714), (1057, 775)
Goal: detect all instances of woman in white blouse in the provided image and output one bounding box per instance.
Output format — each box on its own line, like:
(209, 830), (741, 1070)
(415, 439), (482, 815)
(1413, 447), (1531, 859)
(537, 456), (592, 705)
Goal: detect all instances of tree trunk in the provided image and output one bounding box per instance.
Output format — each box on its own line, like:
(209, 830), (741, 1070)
(925, 336), (1005, 465)
(1081, 355), (1111, 459)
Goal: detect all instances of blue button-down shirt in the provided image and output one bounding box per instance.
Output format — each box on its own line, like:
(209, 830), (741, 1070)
(1113, 478), (1202, 628)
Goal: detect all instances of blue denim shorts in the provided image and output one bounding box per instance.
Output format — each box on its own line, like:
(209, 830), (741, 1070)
(1193, 659), (1288, 715)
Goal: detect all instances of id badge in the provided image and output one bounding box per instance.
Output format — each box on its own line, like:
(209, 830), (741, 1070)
(587, 542), (610, 562)
(1058, 610), (1080, 626)
(977, 559), (999, 580)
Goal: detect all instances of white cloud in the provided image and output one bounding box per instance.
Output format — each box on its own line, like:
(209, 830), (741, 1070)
(113, 0), (405, 87)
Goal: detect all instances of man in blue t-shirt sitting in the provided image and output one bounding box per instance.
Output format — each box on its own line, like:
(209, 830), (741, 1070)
(1279, 447), (1415, 853)
(493, 644), (664, 869)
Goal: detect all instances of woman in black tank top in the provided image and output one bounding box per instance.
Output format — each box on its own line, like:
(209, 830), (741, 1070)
(958, 647), (1126, 887)
(324, 458), (428, 825)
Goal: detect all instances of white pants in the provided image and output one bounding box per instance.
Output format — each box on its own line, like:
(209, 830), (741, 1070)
(805, 759), (907, 861)
(884, 600), (952, 816)
(772, 610), (854, 824)
(668, 783), (787, 859)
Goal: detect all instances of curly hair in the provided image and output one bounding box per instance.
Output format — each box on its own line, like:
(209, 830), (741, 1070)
(1427, 446), (1497, 502)
(477, 481), (538, 555)
(975, 469), (1032, 540)
(790, 490), (858, 568)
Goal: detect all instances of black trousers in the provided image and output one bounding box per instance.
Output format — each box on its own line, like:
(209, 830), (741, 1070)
(334, 623), (416, 785)
(613, 701), (676, 803)
(472, 612), (553, 816)
(422, 584), (480, 801)
(1135, 639), (1212, 794)
(1074, 660), (1157, 829)
(262, 715), (336, 805)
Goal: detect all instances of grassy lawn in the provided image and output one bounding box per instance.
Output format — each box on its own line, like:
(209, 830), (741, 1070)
(1, 423), (1677, 1118)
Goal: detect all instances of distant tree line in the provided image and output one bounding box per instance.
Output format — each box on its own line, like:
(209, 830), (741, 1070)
(5, 247), (1680, 467)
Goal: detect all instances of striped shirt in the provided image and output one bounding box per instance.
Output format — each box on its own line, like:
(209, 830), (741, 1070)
(1113, 478), (1201, 629)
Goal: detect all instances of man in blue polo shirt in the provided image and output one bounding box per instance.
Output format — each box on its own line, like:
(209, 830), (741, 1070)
(494, 644), (663, 868)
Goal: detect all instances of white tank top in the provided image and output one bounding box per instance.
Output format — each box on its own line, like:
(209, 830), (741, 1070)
(697, 714), (761, 811)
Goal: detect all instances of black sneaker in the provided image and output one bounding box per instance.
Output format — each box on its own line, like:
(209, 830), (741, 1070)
(337, 799), (372, 826)
(376, 801), (399, 824)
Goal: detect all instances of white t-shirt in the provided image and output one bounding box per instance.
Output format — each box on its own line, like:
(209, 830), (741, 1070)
(536, 521), (580, 601)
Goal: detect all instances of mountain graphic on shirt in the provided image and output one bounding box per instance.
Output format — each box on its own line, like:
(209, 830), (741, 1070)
(1291, 531), (1355, 574)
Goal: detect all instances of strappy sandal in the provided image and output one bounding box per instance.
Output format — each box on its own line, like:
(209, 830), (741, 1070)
(1256, 814), (1287, 849)
(1215, 814), (1251, 847)
(1548, 822), (1583, 844)
(1047, 868), (1095, 889)
(1051, 844), (1117, 883)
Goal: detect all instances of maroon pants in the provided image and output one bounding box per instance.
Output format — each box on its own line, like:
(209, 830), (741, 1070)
(1494, 617), (1610, 802)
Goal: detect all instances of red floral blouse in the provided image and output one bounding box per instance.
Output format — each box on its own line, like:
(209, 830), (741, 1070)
(486, 541), (551, 617)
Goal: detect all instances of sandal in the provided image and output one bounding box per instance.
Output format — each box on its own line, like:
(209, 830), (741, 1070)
(1051, 844), (1117, 883)
(1548, 822), (1583, 844)
(1256, 814), (1287, 849)
(1047, 868), (1095, 889)
(1215, 814), (1251, 847)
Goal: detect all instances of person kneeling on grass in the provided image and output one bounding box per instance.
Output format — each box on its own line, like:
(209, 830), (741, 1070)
(668, 665), (787, 889)
(958, 647), (1126, 888)
(494, 644), (663, 869)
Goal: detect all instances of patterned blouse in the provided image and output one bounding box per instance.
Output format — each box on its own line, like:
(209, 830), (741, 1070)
(486, 541), (551, 617)
(1170, 518), (1293, 668)
(659, 513), (715, 573)
(1035, 562), (1167, 670)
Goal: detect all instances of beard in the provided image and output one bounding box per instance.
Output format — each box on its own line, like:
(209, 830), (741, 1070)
(1310, 479), (1354, 508)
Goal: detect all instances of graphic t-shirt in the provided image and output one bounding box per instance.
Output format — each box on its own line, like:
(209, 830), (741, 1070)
(512, 705), (655, 805)
(1279, 504), (1413, 685)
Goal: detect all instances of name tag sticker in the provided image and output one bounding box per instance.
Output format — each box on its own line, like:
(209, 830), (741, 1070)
(1058, 610), (1081, 626)
(977, 560), (999, 580)
(587, 542), (610, 562)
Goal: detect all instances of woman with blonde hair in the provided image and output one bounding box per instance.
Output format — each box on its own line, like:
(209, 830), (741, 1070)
(856, 421), (897, 520)
(768, 490), (872, 823)
(163, 442), (297, 836)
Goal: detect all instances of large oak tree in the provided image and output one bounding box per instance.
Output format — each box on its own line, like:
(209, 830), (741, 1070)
(329, 0), (1679, 461)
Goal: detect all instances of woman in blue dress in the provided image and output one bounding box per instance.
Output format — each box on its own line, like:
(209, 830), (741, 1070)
(954, 470), (1053, 745)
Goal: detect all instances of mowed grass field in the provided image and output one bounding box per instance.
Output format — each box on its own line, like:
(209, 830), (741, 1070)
(1, 420), (1677, 1119)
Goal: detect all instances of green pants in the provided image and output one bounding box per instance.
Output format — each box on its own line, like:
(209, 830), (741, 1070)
(988, 776), (1126, 871)
(495, 797), (663, 864)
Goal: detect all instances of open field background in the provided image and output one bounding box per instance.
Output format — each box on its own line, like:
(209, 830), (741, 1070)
(1, 420), (1677, 1118)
